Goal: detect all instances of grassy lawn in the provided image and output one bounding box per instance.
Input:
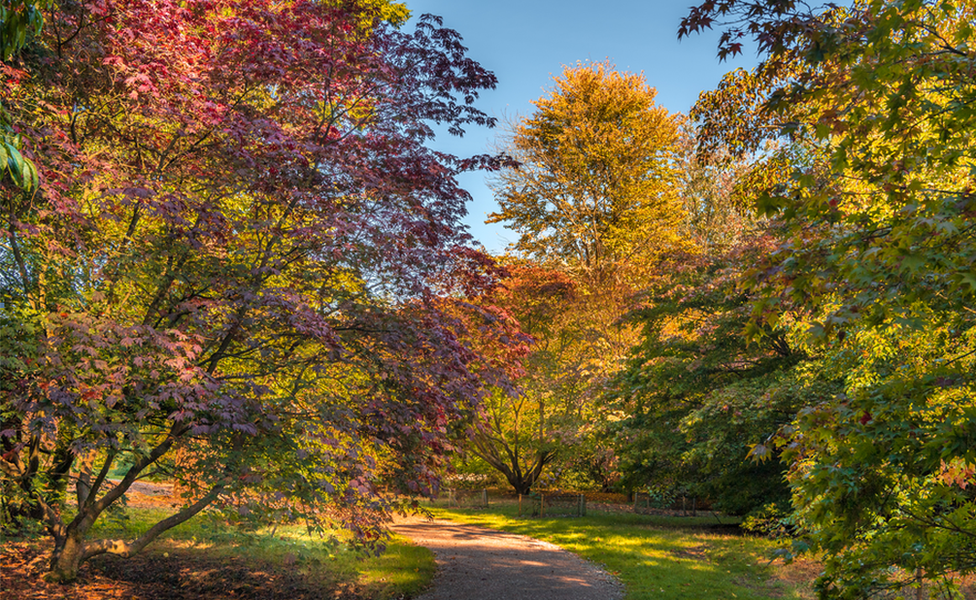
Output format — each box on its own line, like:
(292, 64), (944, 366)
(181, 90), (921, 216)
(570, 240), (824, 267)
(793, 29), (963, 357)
(6, 495), (819, 600)
(5, 506), (436, 600)
(99, 508), (437, 599)
(429, 503), (818, 600)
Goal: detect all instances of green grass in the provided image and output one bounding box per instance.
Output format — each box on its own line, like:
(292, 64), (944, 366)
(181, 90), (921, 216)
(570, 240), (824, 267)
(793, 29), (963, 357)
(12, 497), (816, 599)
(81, 507), (437, 599)
(429, 503), (814, 600)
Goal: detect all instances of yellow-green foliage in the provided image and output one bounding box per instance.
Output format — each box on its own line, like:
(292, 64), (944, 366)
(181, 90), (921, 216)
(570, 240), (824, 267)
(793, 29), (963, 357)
(489, 60), (687, 293)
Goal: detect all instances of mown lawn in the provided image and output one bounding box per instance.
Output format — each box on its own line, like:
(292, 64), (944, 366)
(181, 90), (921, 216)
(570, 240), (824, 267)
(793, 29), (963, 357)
(429, 503), (819, 600)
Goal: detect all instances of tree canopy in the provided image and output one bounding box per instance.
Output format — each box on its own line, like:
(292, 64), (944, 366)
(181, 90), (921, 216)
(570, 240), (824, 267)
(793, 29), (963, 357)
(0, 0), (514, 582)
(488, 60), (686, 293)
(469, 63), (693, 494)
(677, 0), (976, 596)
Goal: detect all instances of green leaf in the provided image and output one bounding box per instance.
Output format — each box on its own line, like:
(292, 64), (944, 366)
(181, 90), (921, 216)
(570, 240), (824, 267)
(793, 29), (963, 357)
(3, 141), (26, 187)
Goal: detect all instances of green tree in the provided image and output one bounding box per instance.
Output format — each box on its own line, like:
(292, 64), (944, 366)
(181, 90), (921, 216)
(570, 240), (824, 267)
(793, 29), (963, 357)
(1, 0), (49, 192)
(609, 235), (823, 515)
(684, 0), (976, 596)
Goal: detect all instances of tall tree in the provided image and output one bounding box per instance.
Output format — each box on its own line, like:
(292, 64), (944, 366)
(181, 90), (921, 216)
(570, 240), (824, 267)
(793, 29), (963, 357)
(488, 60), (686, 293)
(479, 63), (690, 493)
(683, 1), (976, 597)
(0, 0), (512, 582)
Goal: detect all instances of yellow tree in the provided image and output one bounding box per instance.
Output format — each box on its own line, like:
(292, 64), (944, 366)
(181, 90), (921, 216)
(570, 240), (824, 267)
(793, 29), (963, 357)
(489, 60), (687, 295)
(480, 63), (689, 492)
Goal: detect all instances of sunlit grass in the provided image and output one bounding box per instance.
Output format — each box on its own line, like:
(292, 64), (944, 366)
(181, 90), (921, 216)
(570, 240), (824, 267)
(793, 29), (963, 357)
(78, 507), (437, 599)
(431, 505), (815, 600)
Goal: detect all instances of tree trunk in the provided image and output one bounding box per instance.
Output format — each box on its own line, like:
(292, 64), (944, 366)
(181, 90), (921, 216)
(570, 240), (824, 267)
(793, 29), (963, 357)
(508, 475), (534, 496)
(47, 531), (87, 583)
(501, 450), (555, 495)
(42, 480), (225, 582)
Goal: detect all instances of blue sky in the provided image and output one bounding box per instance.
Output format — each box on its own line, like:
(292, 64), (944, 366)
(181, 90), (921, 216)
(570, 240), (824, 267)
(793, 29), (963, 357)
(404, 1), (758, 253)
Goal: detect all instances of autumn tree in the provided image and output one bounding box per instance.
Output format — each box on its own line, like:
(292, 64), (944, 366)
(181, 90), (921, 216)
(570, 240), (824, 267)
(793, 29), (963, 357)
(603, 86), (804, 513)
(0, 0), (514, 582)
(489, 60), (686, 293)
(608, 236), (825, 515)
(474, 63), (689, 492)
(683, 0), (976, 596)
(487, 61), (688, 383)
(674, 125), (757, 255)
(465, 262), (580, 494)
(0, 0), (49, 192)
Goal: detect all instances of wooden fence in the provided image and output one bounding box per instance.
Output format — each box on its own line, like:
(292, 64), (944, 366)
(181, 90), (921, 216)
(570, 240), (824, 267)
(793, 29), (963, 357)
(633, 492), (705, 516)
(518, 492), (587, 518)
(422, 488), (490, 508)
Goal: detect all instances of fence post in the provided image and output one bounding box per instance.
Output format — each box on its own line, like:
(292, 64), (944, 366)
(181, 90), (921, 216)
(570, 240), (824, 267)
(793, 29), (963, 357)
(518, 494), (522, 517)
(482, 488), (488, 508)
(541, 493), (545, 517)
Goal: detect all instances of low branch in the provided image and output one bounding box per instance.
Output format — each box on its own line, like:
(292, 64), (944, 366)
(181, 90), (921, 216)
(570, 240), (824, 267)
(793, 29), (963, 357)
(81, 484), (225, 561)
(89, 422), (188, 518)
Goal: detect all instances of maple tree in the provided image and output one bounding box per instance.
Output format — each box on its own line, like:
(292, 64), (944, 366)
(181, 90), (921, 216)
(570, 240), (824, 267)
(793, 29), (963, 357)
(682, 0), (976, 596)
(1, 0), (48, 192)
(0, 0), (515, 582)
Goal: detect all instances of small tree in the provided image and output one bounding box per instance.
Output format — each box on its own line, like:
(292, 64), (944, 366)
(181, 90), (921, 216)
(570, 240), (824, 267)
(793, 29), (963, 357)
(463, 263), (576, 494)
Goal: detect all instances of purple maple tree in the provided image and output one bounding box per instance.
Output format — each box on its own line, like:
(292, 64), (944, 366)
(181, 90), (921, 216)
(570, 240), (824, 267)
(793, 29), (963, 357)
(0, 0), (516, 582)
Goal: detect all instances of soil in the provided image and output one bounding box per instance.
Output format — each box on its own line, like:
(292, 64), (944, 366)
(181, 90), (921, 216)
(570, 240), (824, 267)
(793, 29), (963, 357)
(392, 517), (624, 600)
(1, 541), (352, 600)
(0, 481), (367, 600)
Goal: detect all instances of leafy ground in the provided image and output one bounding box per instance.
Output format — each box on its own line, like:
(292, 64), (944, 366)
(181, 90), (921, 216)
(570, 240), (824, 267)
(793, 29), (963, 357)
(1, 486), (436, 600)
(428, 502), (821, 600)
(3, 535), (435, 599)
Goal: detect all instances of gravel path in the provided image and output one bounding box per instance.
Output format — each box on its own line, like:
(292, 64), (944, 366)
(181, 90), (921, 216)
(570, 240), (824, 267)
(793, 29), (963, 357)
(392, 518), (624, 600)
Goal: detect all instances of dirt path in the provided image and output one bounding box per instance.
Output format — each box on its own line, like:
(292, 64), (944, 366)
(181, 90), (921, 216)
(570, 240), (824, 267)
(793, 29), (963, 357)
(392, 518), (624, 600)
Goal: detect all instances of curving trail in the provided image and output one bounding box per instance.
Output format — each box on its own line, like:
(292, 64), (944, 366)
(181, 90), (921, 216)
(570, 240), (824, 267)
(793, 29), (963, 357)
(392, 518), (623, 600)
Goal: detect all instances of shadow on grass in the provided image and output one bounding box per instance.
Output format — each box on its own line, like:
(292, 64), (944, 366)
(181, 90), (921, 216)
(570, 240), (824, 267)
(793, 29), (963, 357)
(2, 510), (435, 600)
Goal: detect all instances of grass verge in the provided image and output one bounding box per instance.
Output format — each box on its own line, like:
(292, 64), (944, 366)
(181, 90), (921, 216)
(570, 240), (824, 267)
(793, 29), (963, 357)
(429, 503), (818, 600)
